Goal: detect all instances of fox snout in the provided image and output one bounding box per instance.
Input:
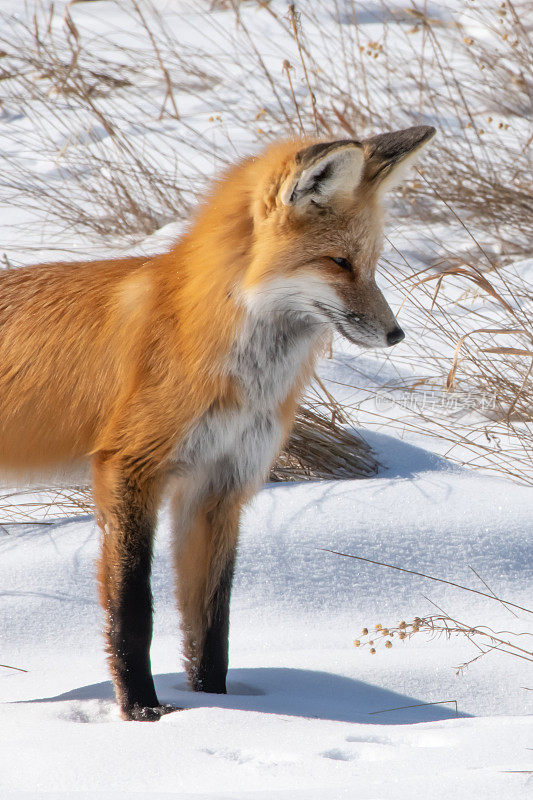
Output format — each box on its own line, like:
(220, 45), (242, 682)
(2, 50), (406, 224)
(336, 279), (405, 350)
(338, 313), (405, 349)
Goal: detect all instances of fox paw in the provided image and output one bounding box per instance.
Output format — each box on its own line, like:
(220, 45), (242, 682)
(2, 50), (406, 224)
(122, 703), (181, 722)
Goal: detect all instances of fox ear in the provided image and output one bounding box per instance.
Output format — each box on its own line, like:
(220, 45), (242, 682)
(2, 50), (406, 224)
(362, 125), (436, 192)
(281, 140), (365, 207)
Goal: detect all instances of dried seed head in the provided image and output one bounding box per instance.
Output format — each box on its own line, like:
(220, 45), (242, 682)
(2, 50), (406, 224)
(385, 640), (392, 649)
(399, 621), (407, 629)
(369, 648), (376, 655)
(353, 640), (361, 647)
(368, 640), (374, 645)
(362, 628), (368, 635)
(375, 624), (382, 631)
(382, 628), (390, 636)
(399, 632), (407, 640)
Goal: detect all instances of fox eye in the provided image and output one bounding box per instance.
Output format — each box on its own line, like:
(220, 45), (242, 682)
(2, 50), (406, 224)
(330, 256), (353, 272)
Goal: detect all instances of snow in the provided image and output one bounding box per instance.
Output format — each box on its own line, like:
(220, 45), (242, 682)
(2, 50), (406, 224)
(2, 438), (532, 797)
(0, 0), (531, 797)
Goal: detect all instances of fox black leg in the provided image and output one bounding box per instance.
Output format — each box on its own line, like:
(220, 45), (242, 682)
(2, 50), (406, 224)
(94, 457), (178, 720)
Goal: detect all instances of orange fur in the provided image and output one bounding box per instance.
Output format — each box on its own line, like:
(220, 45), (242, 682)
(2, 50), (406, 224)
(0, 127), (434, 719)
(0, 137), (401, 474)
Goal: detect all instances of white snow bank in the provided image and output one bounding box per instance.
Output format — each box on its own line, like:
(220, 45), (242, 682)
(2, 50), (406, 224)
(1, 434), (531, 798)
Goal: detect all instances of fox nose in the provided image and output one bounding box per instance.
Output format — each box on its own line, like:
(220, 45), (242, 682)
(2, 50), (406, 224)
(386, 326), (405, 346)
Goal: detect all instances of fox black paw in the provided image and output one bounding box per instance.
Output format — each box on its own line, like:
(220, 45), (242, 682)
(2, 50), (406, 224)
(122, 703), (181, 721)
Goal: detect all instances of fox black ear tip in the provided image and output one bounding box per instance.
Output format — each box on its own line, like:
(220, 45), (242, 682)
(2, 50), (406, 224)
(403, 124), (436, 139)
(407, 125), (436, 149)
(419, 125), (437, 141)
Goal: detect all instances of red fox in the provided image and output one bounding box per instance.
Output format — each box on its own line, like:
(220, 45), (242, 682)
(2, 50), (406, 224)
(0, 126), (434, 720)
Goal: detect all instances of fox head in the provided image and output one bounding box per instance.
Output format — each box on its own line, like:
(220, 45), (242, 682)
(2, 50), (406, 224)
(242, 125), (435, 348)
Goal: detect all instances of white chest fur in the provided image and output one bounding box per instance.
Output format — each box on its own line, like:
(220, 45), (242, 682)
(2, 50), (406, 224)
(177, 315), (319, 494)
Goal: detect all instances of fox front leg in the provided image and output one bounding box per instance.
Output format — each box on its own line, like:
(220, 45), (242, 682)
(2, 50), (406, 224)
(93, 455), (176, 720)
(172, 493), (240, 694)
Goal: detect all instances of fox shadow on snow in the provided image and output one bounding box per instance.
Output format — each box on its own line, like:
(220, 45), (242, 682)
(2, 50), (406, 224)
(24, 667), (469, 724)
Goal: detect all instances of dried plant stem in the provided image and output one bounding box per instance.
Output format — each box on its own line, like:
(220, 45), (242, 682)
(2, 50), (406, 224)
(0, 662), (28, 672)
(368, 699), (458, 717)
(323, 549), (533, 614)
(282, 59), (305, 135)
(131, 1), (180, 120)
(355, 614), (533, 673)
(288, 4), (319, 134)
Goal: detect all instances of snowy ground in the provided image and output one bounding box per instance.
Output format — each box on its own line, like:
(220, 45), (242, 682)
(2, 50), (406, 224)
(2, 437), (532, 798)
(0, 0), (532, 797)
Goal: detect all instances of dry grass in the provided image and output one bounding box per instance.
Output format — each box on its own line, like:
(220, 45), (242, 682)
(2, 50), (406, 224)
(354, 613), (533, 674)
(0, 0), (531, 526)
(272, 398), (378, 482)
(0, 5), (195, 240)
(263, 0), (532, 483)
(0, 486), (93, 525)
(328, 548), (532, 674)
(238, 0), (533, 482)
